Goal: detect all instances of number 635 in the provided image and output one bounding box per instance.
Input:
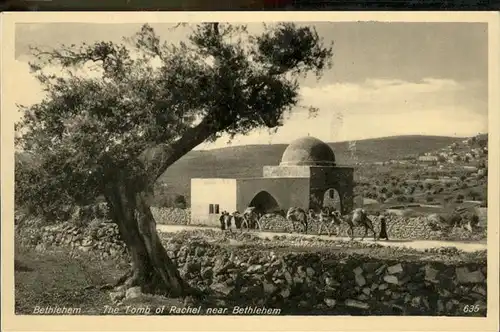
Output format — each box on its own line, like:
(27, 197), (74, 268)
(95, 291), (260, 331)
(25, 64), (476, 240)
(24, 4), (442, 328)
(463, 304), (480, 313)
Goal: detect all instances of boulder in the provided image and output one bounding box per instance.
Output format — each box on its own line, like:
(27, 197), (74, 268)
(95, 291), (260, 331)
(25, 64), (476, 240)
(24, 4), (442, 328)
(353, 266), (363, 275)
(109, 290), (125, 303)
(355, 274), (366, 287)
(306, 267), (315, 277)
(201, 267), (214, 280)
(247, 264), (263, 273)
(210, 283), (235, 296)
(125, 286), (142, 299)
(424, 265), (439, 283)
(280, 287), (291, 299)
(345, 299), (369, 309)
(383, 275), (398, 285)
(456, 267), (485, 284)
(324, 298), (336, 308)
(262, 281), (278, 295)
(387, 263), (403, 274)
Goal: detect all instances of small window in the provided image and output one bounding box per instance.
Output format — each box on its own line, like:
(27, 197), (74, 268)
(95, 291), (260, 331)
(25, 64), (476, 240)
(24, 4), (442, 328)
(209, 204), (214, 214)
(214, 204), (220, 214)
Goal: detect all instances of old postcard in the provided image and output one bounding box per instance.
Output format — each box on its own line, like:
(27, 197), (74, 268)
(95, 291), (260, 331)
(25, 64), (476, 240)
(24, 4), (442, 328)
(1, 11), (499, 332)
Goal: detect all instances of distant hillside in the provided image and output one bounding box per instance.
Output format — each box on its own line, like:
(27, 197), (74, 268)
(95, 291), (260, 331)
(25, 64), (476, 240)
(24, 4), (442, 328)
(158, 135), (466, 197)
(15, 135), (471, 200)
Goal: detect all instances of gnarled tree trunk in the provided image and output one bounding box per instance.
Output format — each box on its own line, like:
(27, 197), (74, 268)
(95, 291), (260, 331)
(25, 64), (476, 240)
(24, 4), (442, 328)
(98, 64), (240, 296)
(101, 118), (222, 297)
(104, 176), (192, 297)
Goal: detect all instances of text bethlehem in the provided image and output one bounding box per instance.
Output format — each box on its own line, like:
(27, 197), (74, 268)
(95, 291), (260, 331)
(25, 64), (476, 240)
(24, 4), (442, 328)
(233, 306), (281, 315)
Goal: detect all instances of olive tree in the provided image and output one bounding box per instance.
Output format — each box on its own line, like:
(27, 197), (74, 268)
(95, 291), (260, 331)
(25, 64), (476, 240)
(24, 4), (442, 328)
(16, 22), (333, 297)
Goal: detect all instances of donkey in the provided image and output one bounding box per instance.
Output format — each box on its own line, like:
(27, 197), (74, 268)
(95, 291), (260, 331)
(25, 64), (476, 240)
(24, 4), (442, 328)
(231, 211), (245, 230)
(334, 208), (378, 241)
(306, 206), (340, 236)
(242, 206), (262, 231)
(286, 207), (309, 234)
(316, 206), (341, 236)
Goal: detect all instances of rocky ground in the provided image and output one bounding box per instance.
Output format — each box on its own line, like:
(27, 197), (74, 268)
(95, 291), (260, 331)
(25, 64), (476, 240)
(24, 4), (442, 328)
(16, 218), (487, 316)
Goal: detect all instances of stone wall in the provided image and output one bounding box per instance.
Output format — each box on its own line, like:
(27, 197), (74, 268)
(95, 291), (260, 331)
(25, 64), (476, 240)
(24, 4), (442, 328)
(260, 214), (486, 241)
(150, 207), (486, 241)
(151, 207), (191, 225)
(26, 203), (482, 242)
(160, 232), (487, 316)
(16, 218), (487, 316)
(16, 218), (128, 262)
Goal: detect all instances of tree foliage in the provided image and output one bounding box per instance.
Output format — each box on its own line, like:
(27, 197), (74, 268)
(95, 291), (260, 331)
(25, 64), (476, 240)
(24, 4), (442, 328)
(16, 23), (333, 213)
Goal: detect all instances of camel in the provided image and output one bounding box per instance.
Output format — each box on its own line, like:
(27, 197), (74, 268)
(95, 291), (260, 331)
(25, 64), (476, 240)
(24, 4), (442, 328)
(286, 207), (309, 234)
(333, 208), (378, 241)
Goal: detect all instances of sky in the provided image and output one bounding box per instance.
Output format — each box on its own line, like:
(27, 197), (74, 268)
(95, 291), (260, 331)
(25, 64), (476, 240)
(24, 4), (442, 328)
(13, 22), (488, 150)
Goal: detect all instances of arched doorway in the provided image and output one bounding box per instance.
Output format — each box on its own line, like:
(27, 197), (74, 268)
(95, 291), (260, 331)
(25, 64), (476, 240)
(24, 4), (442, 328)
(323, 188), (342, 212)
(249, 191), (280, 213)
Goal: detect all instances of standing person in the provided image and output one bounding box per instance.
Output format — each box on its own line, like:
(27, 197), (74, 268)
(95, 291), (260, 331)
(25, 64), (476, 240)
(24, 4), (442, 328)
(379, 214), (389, 240)
(219, 211), (227, 231)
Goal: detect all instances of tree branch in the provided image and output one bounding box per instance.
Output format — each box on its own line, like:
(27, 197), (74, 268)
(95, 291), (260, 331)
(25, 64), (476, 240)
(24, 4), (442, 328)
(139, 115), (230, 183)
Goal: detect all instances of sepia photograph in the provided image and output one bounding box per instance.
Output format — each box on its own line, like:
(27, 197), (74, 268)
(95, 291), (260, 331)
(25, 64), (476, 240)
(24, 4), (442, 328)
(1, 11), (499, 332)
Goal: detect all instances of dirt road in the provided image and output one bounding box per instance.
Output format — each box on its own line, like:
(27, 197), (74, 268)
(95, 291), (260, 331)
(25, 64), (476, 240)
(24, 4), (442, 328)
(156, 224), (487, 252)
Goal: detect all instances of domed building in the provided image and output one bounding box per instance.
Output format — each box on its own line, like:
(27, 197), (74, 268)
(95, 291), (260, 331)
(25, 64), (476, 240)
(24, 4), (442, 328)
(190, 136), (354, 226)
(280, 136), (337, 167)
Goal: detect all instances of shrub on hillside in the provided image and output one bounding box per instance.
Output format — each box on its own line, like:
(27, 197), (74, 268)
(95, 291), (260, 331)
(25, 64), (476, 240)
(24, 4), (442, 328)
(455, 194), (465, 204)
(476, 137), (487, 149)
(395, 195), (407, 203)
(173, 195), (187, 209)
(443, 195), (453, 204)
(464, 212), (480, 228)
(467, 190), (481, 201)
(152, 192), (189, 209)
(445, 212), (463, 228)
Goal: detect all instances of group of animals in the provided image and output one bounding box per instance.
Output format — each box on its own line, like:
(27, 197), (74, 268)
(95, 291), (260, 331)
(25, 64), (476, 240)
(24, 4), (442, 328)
(219, 206), (389, 241)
